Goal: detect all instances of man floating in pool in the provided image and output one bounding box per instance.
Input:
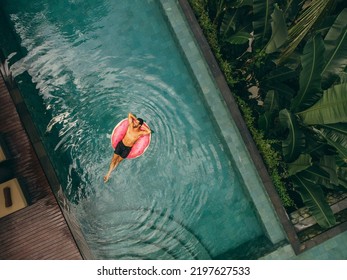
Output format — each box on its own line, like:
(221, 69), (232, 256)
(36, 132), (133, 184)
(104, 112), (151, 183)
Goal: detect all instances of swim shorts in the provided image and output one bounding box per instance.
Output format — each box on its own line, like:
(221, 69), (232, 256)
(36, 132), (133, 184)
(114, 141), (132, 158)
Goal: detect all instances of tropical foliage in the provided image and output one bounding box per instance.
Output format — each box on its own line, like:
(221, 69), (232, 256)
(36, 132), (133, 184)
(189, 0), (347, 229)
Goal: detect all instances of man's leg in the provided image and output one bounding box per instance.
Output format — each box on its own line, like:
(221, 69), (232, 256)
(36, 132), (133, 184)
(104, 154), (124, 182)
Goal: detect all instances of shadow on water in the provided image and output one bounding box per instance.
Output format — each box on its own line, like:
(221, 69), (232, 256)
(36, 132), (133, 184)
(215, 236), (287, 260)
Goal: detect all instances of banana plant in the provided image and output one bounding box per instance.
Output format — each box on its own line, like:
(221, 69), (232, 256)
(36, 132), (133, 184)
(252, 0), (274, 46)
(219, 0), (333, 55)
(258, 10), (347, 228)
(321, 8), (347, 89)
(290, 35), (325, 112)
(217, 0), (253, 45)
(280, 0), (336, 62)
(265, 3), (288, 54)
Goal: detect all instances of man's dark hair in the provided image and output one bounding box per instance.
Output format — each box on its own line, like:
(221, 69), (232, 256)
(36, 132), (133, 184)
(137, 118), (144, 126)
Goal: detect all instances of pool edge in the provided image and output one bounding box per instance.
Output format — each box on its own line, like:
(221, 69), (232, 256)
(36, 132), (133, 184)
(158, 0), (299, 251)
(171, 0), (347, 258)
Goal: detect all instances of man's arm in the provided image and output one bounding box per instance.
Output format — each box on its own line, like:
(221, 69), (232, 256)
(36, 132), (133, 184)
(141, 124), (152, 135)
(128, 112), (137, 123)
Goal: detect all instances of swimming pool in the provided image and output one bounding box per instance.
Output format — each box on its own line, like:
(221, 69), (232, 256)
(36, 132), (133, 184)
(1, 0), (278, 259)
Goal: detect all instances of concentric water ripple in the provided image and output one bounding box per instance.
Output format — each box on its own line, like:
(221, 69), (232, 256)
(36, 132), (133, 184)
(6, 0), (265, 259)
(74, 200), (211, 260)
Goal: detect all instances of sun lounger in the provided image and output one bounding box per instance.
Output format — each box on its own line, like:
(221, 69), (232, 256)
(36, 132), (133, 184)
(0, 178), (28, 218)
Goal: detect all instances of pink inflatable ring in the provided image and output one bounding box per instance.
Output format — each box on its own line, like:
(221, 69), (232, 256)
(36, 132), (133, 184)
(111, 118), (151, 159)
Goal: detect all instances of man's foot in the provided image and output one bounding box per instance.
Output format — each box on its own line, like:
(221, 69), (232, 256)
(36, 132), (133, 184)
(103, 175), (109, 183)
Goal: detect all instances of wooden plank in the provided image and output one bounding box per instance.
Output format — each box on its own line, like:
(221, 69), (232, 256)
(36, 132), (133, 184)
(0, 76), (82, 260)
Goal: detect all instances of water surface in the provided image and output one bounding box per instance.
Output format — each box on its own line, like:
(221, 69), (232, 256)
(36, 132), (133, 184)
(2, 0), (264, 259)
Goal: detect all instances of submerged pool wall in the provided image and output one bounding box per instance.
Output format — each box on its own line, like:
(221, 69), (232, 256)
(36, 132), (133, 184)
(158, 0), (287, 245)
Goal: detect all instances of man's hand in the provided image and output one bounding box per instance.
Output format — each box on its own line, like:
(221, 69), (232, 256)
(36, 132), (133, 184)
(129, 112), (137, 120)
(142, 125), (152, 135)
(128, 112), (137, 124)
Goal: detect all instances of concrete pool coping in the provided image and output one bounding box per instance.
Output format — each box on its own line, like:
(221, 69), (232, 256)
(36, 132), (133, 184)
(166, 0), (347, 257)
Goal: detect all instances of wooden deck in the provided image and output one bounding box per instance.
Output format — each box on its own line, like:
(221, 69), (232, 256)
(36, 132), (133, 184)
(0, 76), (82, 259)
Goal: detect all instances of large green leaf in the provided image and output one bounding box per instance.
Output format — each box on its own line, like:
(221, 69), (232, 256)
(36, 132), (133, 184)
(320, 123), (347, 147)
(258, 111), (271, 133)
(263, 90), (279, 111)
(301, 165), (336, 189)
(292, 174), (336, 229)
(258, 90), (279, 133)
(226, 31), (251, 44)
(322, 9), (347, 88)
(219, 0), (252, 32)
(263, 66), (298, 83)
(218, 0), (252, 37)
(283, 0), (302, 22)
(265, 4), (288, 54)
(218, 1), (254, 49)
(337, 167), (347, 189)
(315, 126), (347, 163)
(206, 0), (225, 24)
(319, 155), (339, 187)
(239, 0), (253, 6)
(252, 0), (274, 45)
(263, 81), (295, 108)
(304, 133), (329, 157)
(279, 109), (306, 161)
(297, 83), (347, 125)
(287, 154), (312, 176)
(279, 0), (335, 62)
(219, 3), (236, 35)
(291, 35), (325, 112)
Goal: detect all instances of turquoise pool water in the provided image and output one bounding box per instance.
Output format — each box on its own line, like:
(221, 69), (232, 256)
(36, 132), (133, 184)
(1, 0), (268, 259)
